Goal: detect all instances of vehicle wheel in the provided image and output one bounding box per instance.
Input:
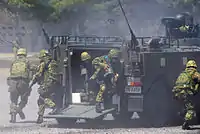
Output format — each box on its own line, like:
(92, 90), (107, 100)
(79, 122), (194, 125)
(56, 118), (76, 126)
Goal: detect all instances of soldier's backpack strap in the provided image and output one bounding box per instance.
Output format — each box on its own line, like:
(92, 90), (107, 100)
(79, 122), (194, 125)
(183, 70), (196, 95)
(41, 59), (52, 76)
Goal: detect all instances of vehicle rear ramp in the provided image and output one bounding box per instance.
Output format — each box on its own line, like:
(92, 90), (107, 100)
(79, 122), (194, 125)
(44, 104), (116, 120)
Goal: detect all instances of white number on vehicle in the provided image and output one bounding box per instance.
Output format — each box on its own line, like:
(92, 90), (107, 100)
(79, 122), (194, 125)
(125, 87), (142, 93)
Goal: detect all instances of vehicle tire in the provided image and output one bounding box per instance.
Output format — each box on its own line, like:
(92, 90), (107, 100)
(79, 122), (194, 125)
(56, 118), (76, 126)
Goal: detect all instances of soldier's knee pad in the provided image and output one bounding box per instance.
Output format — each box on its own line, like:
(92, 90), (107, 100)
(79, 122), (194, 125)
(185, 110), (195, 120)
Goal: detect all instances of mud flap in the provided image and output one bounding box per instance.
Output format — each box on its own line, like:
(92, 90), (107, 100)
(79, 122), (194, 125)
(44, 104), (116, 120)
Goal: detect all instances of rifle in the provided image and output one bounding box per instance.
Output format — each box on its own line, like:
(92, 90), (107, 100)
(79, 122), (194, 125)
(118, 0), (139, 50)
(42, 27), (51, 46)
(42, 28), (61, 62)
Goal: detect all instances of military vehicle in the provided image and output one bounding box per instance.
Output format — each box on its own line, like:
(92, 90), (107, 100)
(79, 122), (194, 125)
(42, 1), (200, 127)
(42, 35), (144, 124)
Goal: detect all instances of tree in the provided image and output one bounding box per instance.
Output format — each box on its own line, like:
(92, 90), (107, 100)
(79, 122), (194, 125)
(7, 0), (88, 21)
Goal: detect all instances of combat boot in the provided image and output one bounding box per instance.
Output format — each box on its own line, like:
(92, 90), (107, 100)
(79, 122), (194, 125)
(36, 115), (43, 124)
(182, 121), (191, 130)
(16, 107), (26, 120)
(9, 113), (16, 123)
(49, 107), (58, 115)
(95, 102), (104, 113)
(18, 111), (25, 120)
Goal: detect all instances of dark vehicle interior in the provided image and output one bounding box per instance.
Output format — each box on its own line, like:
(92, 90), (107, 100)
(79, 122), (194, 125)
(70, 49), (110, 93)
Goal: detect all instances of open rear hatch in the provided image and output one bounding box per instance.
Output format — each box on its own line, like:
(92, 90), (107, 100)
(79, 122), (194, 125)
(44, 104), (116, 120)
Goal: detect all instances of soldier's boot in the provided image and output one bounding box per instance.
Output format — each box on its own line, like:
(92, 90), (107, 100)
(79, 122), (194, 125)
(18, 111), (25, 120)
(36, 115), (43, 124)
(95, 102), (104, 113)
(9, 113), (16, 123)
(182, 121), (191, 130)
(88, 91), (95, 105)
(49, 107), (59, 115)
(16, 107), (25, 120)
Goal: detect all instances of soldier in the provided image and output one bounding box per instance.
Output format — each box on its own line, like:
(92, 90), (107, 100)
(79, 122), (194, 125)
(7, 48), (35, 123)
(80, 52), (95, 103)
(173, 60), (200, 130)
(90, 49), (120, 113)
(29, 49), (59, 124)
(81, 52), (92, 77)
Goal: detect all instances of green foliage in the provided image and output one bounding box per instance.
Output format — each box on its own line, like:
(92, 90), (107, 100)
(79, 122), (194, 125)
(8, 0), (36, 8)
(7, 0), (87, 20)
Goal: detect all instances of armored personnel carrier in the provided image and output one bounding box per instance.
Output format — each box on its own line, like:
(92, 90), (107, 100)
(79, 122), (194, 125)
(43, 35), (143, 124)
(42, 2), (200, 127)
(42, 33), (200, 127)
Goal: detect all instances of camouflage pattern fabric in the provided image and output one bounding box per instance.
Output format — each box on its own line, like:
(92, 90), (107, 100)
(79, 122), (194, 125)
(173, 67), (200, 123)
(9, 55), (35, 79)
(91, 55), (115, 103)
(8, 55), (36, 115)
(184, 99), (195, 121)
(179, 25), (189, 32)
(8, 78), (30, 114)
(95, 83), (106, 102)
(33, 58), (58, 117)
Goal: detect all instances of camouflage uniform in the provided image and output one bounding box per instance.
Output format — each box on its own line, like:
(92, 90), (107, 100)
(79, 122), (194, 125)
(173, 60), (200, 130)
(179, 25), (189, 32)
(30, 49), (59, 124)
(80, 52), (95, 102)
(7, 48), (35, 123)
(90, 49), (120, 113)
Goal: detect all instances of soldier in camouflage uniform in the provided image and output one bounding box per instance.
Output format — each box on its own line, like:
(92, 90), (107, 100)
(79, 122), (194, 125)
(80, 52), (95, 103)
(29, 49), (59, 124)
(7, 48), (35, 123)
(173, 60), (200, 130)
(90, 49), (120, 113)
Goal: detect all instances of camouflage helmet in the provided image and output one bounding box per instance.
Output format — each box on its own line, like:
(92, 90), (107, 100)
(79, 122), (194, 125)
(39, 49), (50, 59)
(17, 48), (27, 56)
(186, 60), (197, 68)
(81, 52), (91, 61)
(108, 49), (120, 58)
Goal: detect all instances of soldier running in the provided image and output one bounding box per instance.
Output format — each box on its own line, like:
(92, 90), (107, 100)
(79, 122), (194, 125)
(7, 48), (36, 123)
(173, 60), (200, 130)
(29, 49), (59, 124)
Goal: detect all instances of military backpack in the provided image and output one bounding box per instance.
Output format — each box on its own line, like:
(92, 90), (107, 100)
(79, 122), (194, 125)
(10, 58), (29, 79)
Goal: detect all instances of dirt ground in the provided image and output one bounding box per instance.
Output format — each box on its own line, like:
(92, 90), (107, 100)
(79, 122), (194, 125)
(0, 55), (200, 134)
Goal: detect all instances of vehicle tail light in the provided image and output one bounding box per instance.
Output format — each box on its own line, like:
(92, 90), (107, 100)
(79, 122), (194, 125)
(129, 81), (142, 86)
(127, 77), (142, 86)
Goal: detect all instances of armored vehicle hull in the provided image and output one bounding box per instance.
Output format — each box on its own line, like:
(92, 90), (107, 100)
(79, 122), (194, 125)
(42, 34), (200, 127)
(139, 50), (200, 126)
